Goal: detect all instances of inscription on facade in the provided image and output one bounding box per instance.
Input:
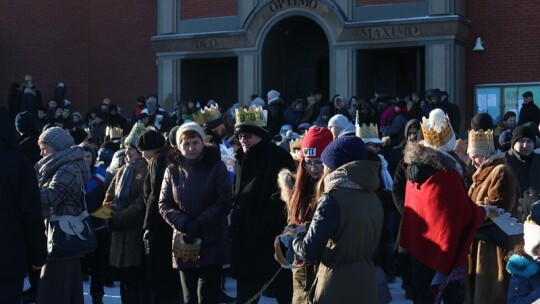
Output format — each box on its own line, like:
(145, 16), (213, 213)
(361, 25), (420, 39)
(268, 0), (318, 13)
(196, 39), (218, 49)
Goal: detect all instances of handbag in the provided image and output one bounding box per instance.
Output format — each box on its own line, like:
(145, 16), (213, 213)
(46, 167), (97, 258)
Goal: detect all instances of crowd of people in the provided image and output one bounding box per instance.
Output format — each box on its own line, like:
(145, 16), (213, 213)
(2, 83), (540, 304)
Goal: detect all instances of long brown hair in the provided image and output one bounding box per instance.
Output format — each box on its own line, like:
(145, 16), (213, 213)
(287, 158), (320, 225)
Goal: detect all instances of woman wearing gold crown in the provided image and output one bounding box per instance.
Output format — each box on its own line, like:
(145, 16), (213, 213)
(159, 122), (232, 304)
(466, 128), (520, 304)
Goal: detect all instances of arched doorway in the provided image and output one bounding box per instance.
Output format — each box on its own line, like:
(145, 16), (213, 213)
(262, 16), (329, 104)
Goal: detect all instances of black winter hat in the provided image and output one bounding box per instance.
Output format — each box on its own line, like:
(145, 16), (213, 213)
(15, 111), (38, 133)
(69, 128), (89, 145)
(510, 126), (536, 147)
(511, 125), (536, 148)
(470, 113), (493, 131)
(522, 91), (533, 98)
(136, 130), (165, 151)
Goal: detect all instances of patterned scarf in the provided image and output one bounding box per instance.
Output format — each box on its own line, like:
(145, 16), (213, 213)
(113, 158), (144, 211)
(324, 170), (363, 193)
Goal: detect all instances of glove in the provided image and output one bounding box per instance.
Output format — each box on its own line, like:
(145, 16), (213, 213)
(184, 220), (203, 239)
(143, 230), (152, 255)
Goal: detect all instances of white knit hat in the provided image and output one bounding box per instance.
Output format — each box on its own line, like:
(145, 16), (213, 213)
(176, 122), (206, 144)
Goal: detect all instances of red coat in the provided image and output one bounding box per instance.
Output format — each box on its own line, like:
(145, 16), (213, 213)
(400, 169), (485, 275)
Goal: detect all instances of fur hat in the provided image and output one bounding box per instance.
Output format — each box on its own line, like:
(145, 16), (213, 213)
(470, 113), (493, 131)
(328, 114), (349, 129)
(69, 128), (89, 145)
(421, 109), (456, 153)
(137, 130), (165, 151)
(300, 127), (333, 158)
(511, 125), (536, 148)
(15, 111), (38, 133)
(39, 127), (74, 152)
(321, 136), (366, 170)
(177, 122), (206, 144)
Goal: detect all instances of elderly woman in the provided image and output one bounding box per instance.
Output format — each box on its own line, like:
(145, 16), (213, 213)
(277, 127), (333, 303)
(102, 123), (150, 303)
(159, 122), (232, 304)
(466, 129), (520, 304)
(35, 127), (90, 304)
(292, 136), (384, 303)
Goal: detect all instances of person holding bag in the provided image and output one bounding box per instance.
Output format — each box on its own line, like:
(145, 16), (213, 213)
(159, 122), (232, 304)
(35, 127), (91, 304)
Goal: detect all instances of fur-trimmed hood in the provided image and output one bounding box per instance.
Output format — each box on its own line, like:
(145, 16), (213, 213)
(403, 142), (458, 171)
(277, 168), (296, 204)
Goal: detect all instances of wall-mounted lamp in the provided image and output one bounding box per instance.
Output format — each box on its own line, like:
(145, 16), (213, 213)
(473, 37), (485, 52)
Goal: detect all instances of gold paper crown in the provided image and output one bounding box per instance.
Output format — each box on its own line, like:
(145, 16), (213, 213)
(421, 116), (454, 148)
(125, 122), (147, 145)
(467, 129), (494, 155)
(235, 106), (267, 127)
(289, 137), (304, 161)
(192, 104), (222, 126)
(356, 123), (380, 139)
(106, 126), (123, 140)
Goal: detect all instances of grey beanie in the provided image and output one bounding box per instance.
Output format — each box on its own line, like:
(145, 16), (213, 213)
(39, 127), (74, 152)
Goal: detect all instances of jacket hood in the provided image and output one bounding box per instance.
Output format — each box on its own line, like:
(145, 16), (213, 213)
(403, 119), (421, 140)
(277, 168), (296, 204)
(506, 254), (540, 277)
(338, 160), (380, 191)
(403, 142), (457, 171)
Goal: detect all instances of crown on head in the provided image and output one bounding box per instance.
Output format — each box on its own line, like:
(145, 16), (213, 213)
(356, 123), (380, 139)
(467, 129), (494, 154)
(128, 123), (146, 139)
(421, 110), (454, 148)
(106, 126), (123, 140)
(192, 104), (222, 126)
(235, 106), (267, 127)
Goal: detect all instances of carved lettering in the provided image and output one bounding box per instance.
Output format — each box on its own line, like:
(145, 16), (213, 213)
(195, 39), (218, 49)
(269, 0), (317, 13)
(360, 25), (421, 39)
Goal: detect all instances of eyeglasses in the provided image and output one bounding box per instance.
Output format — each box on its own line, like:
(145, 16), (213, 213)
(303, 159), (323, 169)
(237, 134), (252, 140)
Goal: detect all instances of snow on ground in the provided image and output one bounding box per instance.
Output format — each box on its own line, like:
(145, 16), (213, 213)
(26, 276), (412, 303)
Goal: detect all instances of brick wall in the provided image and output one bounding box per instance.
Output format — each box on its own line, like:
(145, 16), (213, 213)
(465, 0), (540, 123)
(181, 0), (237, 20)
(0, 0), (157, 118)
(357, 0), (423, 5)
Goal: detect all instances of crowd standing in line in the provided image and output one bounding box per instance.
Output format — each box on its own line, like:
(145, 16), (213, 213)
(3, 78), (540, 304)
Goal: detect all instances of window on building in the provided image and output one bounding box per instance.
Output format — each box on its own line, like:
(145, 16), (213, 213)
(475, 83), (540, 124)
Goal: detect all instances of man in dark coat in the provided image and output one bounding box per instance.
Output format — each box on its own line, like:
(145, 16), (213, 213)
(518, 91), (540, 126)
(0, 107), (47, 303)
(506, 125), (540, 201)
(230, 108), (296, 304)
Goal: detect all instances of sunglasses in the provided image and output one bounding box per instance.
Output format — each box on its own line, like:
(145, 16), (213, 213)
(303, 159), (323, 169)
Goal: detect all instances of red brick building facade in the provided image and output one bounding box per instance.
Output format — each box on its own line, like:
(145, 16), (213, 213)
(1, 0), (539, 127)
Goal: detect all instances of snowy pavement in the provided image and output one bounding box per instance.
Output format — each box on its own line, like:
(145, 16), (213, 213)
(26, 276), (412, 303)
